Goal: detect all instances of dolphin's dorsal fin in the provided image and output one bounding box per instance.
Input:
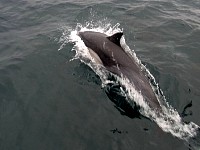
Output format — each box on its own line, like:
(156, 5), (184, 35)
(107, 32), (123, 47)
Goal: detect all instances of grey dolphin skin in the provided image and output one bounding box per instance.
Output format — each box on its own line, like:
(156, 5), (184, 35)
(78, 31), (161, 110)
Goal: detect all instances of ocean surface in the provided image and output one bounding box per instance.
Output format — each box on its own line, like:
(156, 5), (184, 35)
(0, 0), (200, 150)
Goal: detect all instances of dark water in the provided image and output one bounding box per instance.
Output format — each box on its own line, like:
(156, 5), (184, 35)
(0, 0), (200, 150)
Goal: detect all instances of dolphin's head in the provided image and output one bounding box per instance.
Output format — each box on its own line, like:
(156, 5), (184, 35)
(78, 31), (123, 49)
(78, 31), (125, 68)
(78, 31), (109, 56)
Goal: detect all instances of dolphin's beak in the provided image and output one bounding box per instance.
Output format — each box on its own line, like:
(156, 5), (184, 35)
(78, 32), (84, 39)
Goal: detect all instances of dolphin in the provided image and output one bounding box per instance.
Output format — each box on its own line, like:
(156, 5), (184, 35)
(78, 31), (161, 110)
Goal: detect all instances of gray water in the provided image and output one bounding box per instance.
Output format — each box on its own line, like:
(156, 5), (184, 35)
(0, 0), (200, 150)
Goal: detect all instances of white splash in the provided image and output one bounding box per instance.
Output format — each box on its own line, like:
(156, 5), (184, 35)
(59, 22), (199, 142)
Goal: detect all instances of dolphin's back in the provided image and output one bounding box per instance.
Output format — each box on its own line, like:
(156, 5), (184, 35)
(79, 31), (137, 68)
(79, 31), (161, 110)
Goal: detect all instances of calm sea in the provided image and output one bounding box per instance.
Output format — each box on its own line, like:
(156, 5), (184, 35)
(0, 0), (200, 150)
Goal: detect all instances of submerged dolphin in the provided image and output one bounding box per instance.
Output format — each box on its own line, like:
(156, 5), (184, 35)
(78, 31), (161, 110)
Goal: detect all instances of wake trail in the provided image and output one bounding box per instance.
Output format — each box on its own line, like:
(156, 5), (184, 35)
(59, 22), (200, 150)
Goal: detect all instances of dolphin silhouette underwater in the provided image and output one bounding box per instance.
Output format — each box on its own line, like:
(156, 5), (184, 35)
(78, 31), (161, 110)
